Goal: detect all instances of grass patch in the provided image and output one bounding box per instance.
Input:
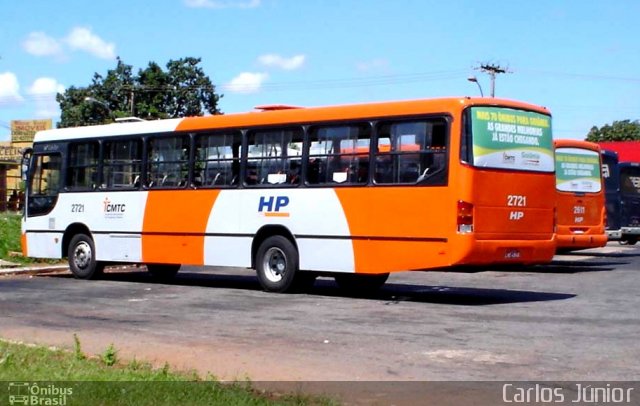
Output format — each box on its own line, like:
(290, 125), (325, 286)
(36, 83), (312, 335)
(0, 212), (61, 265)
(0, 213), (23, 260)
(0, 339), (334, 405)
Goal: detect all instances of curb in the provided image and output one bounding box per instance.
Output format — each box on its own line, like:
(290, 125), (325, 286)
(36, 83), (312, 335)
(0, 265), (69, 276)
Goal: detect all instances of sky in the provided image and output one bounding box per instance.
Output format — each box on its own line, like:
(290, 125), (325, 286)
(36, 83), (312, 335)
(1, 0), (639, 142)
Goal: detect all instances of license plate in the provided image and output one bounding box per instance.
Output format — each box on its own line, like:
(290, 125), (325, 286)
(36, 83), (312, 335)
(505, 249), (521, 259)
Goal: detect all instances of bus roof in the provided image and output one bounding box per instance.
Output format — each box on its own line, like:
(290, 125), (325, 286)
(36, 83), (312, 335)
(33, 97), (551, 143)
(553, 139), (601, 152)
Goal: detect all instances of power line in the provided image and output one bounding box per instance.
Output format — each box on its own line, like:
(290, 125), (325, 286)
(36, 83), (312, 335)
(519, 69), (640, 83)
(0, 69), (470, 104)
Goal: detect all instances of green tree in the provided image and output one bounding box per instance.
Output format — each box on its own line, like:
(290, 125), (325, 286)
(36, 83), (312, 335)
(585, 120), (640, 142)
(56, 57), (222, 127)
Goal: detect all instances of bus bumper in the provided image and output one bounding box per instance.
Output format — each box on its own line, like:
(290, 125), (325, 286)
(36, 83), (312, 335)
(555, 233), (608, 250)
(458, 238), (556, 266)
(606, 229), (623, 240)
(621, 226), (640, 236)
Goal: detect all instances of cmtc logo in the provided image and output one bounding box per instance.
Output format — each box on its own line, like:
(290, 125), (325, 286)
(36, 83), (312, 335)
(258, 196), (290, 217)
(103, 197), (126, 219)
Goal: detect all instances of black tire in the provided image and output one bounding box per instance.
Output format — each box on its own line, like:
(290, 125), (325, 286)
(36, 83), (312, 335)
(147, 264), (181, 280)
(255, 235), (299, 293)
(68, 233), (104, 280)
(621, 238), (638, 246)
(334, 273), (389, 294)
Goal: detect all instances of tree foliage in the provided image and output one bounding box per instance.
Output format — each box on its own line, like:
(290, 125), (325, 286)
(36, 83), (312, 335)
(585, 120), (640, 142)
(56, 57), (222, 127)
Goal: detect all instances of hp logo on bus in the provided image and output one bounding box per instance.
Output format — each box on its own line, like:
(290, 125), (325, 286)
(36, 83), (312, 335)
(258, 196), (290, 217)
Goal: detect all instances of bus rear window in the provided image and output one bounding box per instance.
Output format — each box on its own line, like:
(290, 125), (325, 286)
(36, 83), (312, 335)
(621, 167), (640, 195)
(467, 106), (554, 172)
(555, 147), (602, 193)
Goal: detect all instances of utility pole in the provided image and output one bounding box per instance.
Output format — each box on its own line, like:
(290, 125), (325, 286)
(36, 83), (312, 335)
(475, 63), (509, 97)
(130, 87), (135, 116)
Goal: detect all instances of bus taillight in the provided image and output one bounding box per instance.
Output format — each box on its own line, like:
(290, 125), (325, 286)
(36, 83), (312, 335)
(457, 200), (474, 233)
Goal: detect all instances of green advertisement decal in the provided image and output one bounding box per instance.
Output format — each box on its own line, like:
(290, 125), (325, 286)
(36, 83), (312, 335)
(555, 148), (602, 192)
(471, 107), (554, 172)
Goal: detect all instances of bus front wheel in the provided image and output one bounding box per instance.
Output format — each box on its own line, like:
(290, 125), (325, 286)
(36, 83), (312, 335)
(68, 233), (104, 280)
(255, 235), (299, 293)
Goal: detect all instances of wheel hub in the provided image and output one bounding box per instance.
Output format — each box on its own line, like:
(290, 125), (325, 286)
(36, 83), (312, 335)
(263, 247), (286, 282)
(73, 242), (91, 269)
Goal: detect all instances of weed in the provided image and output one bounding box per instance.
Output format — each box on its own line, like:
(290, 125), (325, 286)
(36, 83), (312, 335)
(101, 343), (118, 366)
(73, 333), (85, 361)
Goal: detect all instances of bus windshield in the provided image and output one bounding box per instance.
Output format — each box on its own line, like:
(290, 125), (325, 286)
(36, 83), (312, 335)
(555, 147), (602, 193)
(467, 106), (554, 172)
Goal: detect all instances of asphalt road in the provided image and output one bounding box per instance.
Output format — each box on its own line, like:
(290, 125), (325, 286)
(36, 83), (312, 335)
(1, 243), (639, 402)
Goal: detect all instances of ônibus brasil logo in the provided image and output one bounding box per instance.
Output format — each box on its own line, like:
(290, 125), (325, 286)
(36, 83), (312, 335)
(8, 382), (73, 405)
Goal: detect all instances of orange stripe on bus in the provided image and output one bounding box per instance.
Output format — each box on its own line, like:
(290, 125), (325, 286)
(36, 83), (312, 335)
(264, 212), (290, 217)
(142, 190), (219, 265)
(334, 187), (452, 273)
(21, 233), (27, 257)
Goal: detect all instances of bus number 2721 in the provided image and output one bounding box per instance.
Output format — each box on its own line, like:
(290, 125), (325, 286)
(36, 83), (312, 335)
(507, 195), (527, 207)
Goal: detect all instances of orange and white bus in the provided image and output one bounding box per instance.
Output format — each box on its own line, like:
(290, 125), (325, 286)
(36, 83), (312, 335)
(553, 139), (607, 252)
(21, 97), (556, 292)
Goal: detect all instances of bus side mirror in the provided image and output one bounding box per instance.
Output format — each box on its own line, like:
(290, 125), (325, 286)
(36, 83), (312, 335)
(21, 148), (32, 182)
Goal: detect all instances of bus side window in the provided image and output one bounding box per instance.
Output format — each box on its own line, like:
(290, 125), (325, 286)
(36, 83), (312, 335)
(195, 131), (241, 188)
(147, 135), (189, 189)
(375, 118), (448, 185)
(67, 142), (99, 191)
(245, 128), (303, 187)
(103, 139), (142, 190)
(307, 123), (371, 185)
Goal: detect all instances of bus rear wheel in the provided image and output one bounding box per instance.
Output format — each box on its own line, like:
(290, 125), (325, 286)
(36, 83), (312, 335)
(334, 273), (389, 294)
(68, 233), (104, 280)
(255, 235), (300, 293)
(621, 238), (638, 246)
(147, 264), (181, 280)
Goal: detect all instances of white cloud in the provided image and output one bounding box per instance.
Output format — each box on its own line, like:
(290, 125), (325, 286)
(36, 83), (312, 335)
(356, 58), (391, 73)
(0, 72), (24, 104)
(28, 77), (65, 118)
(28, 77), (65, 96)
(184, 0), (260, 9)
(225, 72), (268, 94)
(65, 27), (116, 60)
(258, 54), (305, 71)
(22, 32), (64, 58)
